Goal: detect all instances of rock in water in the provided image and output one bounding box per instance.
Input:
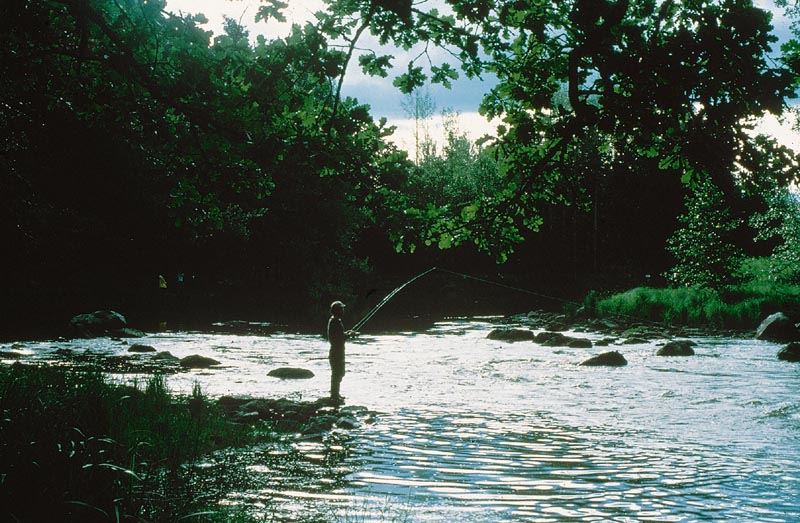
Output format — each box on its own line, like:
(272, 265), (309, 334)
(567, 338), (593, 348)
(268, 367), (315, 379)
(778, 342), (800, 362)
(180, 355), (221, 368)
(534, 331), (562, 344)
(580, 351), (627, 367)
(657, 340), (696, 356)
(622, 326), (663, 339)
(128, 344), (156, 353)
(118, 328), (146, 338)
(69, 310), (127, 338)
(756, 312), (800, 343)
(152, 351), (179, 362)
(487, 328), (535, 342)
(336, 416), (359, 429)
(622, 337), (649, 345)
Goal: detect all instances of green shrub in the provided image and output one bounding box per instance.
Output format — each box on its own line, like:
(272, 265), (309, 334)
(595, 282), (800, 329)
(0, 365), (265, 522)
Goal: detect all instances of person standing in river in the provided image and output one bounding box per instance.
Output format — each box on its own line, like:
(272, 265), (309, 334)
(327, 300), (350, 403)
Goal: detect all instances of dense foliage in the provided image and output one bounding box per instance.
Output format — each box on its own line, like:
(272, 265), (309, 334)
(1, 0), (412, 328)
(5, 0), (800, 330)
(318, 0), (800, 254)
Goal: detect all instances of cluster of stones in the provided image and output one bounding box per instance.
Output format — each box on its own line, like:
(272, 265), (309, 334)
(217, 396), (372, 438)
(486, 309), (800, 365)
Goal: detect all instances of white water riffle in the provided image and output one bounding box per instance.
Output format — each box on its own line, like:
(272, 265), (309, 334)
(6, 318), (800, 521)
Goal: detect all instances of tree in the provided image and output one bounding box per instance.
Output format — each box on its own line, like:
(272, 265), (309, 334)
(665, 177), (744, 288)
(400, 88), (436, 165)
(319, 0), (799, 259)
(412, 110), (500, 206)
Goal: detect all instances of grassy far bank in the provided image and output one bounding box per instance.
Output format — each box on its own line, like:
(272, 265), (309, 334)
(0, 364), (278, 522)
(589, 282), (800, 330)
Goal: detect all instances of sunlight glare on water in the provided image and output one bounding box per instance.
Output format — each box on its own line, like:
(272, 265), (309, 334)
(9, 318), (800, 521)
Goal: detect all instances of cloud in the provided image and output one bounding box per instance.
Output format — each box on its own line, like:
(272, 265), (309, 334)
(386, 111), (499, 155)
(165, 0), (323, 38)
(752, 111), (800, 151)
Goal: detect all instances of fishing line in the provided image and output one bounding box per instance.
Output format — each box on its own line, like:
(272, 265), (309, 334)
(434, 268), (575, 306)
(350, 267), (695, 333)
(350, 267), (572, 332)
(351, 267), (439, 332)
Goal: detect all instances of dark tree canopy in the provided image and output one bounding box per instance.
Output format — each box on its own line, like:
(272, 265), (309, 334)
(4, 0), (800, 331)
(0, 0), (412, 326)
(318, 0), (800, 257)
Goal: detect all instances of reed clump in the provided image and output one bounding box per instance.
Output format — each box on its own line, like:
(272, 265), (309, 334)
(0, 364), (271, 522)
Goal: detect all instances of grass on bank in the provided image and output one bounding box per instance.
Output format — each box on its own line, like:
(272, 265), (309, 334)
(0, 364), (274, 522)
(589, 281), (800, 329)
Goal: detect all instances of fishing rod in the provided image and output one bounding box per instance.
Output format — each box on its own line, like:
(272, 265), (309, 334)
(351, 267), (439, 333)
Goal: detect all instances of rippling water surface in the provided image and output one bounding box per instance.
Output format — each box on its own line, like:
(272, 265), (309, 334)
(6, 319), (800, 521)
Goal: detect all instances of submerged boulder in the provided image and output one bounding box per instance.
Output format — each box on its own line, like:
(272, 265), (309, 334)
(544, 322), (567, 332)
(567, 338), (593, 349)
(621, 326), (664, 340)
(755, 313), (800, 343)
(778, 342), (800, 362)
(487, 328), (535, 342)
(539, 332), (570, 346)
(657, 340), (696, 357)
(152, 351), (179, 362)
(128, 344), (156, 353)
(268, 367), (315, 379)
(118, 328), (146, 338)
(69, 310), (127, 338)
(622, 337), (649, 345)
(535, 331), (577, 344)
(536, 332), (593, 348)
(580, 351), (627, 367)
(179, 354), (221, 368)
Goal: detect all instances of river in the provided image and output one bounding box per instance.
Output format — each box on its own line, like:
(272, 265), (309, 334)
(4, 318), (800, 521)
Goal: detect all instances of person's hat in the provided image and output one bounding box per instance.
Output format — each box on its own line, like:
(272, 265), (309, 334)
(330, 300), (346, 313)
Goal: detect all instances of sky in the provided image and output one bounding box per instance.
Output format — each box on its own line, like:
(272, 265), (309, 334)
(165, 0), (800, 154)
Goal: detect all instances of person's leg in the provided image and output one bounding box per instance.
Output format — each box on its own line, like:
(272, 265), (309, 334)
(330, 371), (340, 399)
(331, 361), (345, 403)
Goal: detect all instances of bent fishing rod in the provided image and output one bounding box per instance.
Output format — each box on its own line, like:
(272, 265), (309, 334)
(350, 267), (439, 333)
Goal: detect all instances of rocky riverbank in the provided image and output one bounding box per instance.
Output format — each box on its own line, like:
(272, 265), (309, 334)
(485, 308), (800, 364)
